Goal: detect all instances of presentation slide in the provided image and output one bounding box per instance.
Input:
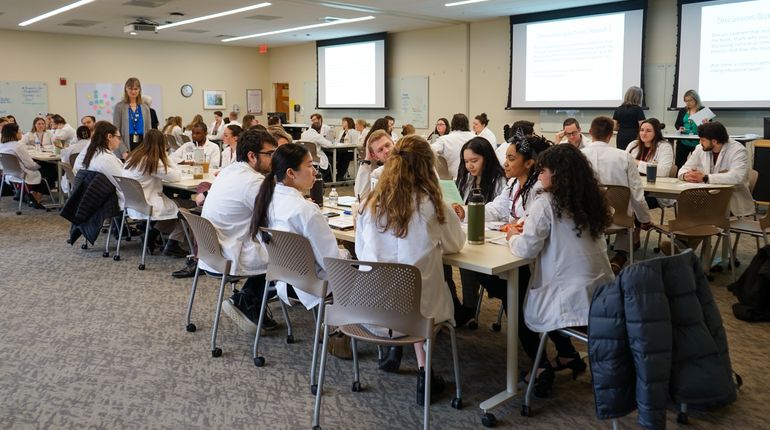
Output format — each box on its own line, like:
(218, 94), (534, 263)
(317, 33), (386, 109)
(509, 3), (645, 109)
(676, 0), (770, 108)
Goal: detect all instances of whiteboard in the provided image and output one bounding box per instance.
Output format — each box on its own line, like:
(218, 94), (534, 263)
(76, 83), (163, 124)
(0, 81), (49, 130)
(303, 76), (429, 128)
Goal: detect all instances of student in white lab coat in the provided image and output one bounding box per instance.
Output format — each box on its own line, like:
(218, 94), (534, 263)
(207, 111), (226, 142)
(472, 113), (497, 147)
(122, 129), (191, 257)
(310, 113), (336, 143)
(60, 126), (91, 195)
(354, 119), (370, 147)
(206, 130), (280, 334)
(300, 122), (331, 177)
(0, 123), (48, 209)
(22, 117), (55, 150)
(51, 114), (77, 146)
(326, 117), (358, 182)
(582, 116), (651, 274)
(496, 120), (534, 166)
(507, 143), (614, 397)
(171, 123), (221, 169)
(353, 130), (394, 200)
(679, 121), (754, 217)
(74, 121), (126, 208)
(427, 117), (450, 145)
(250, 143), (348, 310)
(162, 116), (185, 147)
(220, 124), (243, 169)
(555, 118), (591, 150)
(430, 113), (476, 179)
(356, 135), (465, 405)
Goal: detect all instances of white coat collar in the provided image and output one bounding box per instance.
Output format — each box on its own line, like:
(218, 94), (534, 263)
(275, 182), (305, 198)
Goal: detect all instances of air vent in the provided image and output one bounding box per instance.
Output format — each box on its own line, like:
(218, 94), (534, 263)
(60, 19), (101, 27)
(122, 0), (172, 8)
(245, 14), (281, 21)
(216, 35), (235, 38)
(178, 29), (208, 34)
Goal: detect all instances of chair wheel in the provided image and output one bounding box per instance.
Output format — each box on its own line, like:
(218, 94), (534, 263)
(312, 426), (321, 430)
(710, 265), (723, 273)
(521, 404), (531, 417)
(113, 255), (121, 261)
(186, 323), (196, 332)
(492, 323), (502, 332)
(734, 259), (741, 267)
(351, 381), (361, 392)
(677, 412), (688, 424)
(81, 244), (88, 250)
(102, 252), (109, 258)
(311, 384), (318, 395)
(286, 335), (295, 344)
(451, 397), (462, 409)
(125, 237), (131, 241)
(16, 211), (21, 215)
(707, 274), (715, 282)
(653, 247), (660, 253)
(101, 228), (108, 233)
(254, 356), (265, 367)
(481, 412), (497, 427)
(211, 348), (222, 358)
(138, 264), (145, 270)
(45, 208), (51, 212)
(468, 320), (478, 330)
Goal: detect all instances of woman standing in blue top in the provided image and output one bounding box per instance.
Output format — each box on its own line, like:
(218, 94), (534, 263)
(113, 77), (151, 158)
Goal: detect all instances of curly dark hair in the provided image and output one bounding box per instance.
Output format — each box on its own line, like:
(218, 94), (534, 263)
(536, 144), (612, 240)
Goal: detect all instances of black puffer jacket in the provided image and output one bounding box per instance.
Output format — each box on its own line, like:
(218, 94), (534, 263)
(60, 169), (121, 245)
(589, 250), (737, 429)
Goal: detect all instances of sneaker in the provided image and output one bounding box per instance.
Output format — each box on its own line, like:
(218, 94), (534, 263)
(416, 367), (447, 406)
(379, 346), (403, 372)
(222, 293), (279, 334)
(261, 307), (279, 331)
(171, 256), (197, 278)
(222, 298), (257, 334)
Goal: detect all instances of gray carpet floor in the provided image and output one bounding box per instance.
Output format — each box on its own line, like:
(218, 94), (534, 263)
(0, 196), (768, 430)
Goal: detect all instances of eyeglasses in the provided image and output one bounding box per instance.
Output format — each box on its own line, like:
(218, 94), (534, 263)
(564, 131), (580, 137)
(258, 150), (275, 157)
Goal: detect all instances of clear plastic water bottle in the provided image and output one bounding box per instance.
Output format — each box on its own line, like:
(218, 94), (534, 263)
(34, 136), (41, 152)
(328, 187), (339, 206)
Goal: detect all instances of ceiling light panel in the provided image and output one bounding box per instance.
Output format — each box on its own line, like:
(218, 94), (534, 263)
(157, 3), (272, 30)
(19, 0), (96, 27)
(222, 15), (375, 42)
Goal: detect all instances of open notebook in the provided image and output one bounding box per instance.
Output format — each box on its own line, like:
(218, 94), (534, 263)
(328, 215), (355, 230)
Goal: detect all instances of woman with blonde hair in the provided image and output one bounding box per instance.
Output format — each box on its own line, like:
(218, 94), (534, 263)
(355, 134), (465, 405)
(184, 114), (205, 137)
(162, 116), (185, 146)
(113, 77), (150, 156)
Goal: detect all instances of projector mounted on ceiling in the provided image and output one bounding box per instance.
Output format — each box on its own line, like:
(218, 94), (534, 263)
(124, 17), (159, 34)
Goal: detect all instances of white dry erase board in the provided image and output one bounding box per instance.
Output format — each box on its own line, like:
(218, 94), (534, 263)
(0, 81), (49, 130)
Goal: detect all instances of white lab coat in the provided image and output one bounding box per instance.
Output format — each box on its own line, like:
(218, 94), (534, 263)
(300, 128), (331, 170)
(208, 119), (225, 141)
(458, 175), (506, 203)
(625, 140), (675, 177)
(582, 141), (651, 223)
(495, 141), (511, 166)
(430, 130), (476, 180)
(22, 131), (54, 150)
(199, 162), (268, 276)
(508, 193), (614, 332)
(121, 160), (182, 220)
(0, 140), (42, 185)
(477, 126), (497, 147)
(320, 123), (336, 143)
(485, 178), (543, 223)
(678, 139), (754, 217)
(559, 134), (591, 149)
(53, 124), (77, 145)
(357, 128), (370, 147)
(74, 148), (125, 208)
(353, 164), (384, 201)
(264, 184), (348, 309)
(221, 146), (236, 169)
(336, 128), (360, 145)
(165, 125), (184, 146)
(355, 196), (465, 325)
(60, 139), (89, 193)
(171, 140), (221, 169)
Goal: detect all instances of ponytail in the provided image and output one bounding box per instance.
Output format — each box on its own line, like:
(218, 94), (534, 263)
(251, 171), (277, 243)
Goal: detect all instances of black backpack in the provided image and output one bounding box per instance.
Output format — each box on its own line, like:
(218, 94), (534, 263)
(727, 245), (770, 322)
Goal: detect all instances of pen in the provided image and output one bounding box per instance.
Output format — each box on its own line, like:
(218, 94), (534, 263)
(343, 210), (352, 215)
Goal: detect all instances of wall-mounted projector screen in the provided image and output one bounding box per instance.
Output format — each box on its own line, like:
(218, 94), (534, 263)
(508, 1), (647, 109)
(673, 0), (770, 109)
(317, 32), (387, 109)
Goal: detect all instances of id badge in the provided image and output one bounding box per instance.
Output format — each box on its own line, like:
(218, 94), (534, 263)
(132, 134), (139, 144)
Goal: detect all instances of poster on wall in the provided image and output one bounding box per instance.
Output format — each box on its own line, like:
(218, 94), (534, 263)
(247, 89), (262, 115)
(203, 90), (226, 110)
(76, 83), (163, 123)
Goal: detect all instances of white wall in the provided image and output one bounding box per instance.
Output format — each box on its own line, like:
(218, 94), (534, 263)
(0, 29), (271, 129)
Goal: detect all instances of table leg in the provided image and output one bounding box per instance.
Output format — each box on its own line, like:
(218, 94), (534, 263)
(479, 267), (519, 413)
(332, 147), (338, 185)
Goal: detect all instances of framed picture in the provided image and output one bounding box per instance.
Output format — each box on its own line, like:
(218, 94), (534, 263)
(203, 90), (226, 110)
(246, 89), (262, 115)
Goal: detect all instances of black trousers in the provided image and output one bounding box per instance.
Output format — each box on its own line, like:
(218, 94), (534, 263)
(323, 149), (354, 182)
(674, 141), (696, 169)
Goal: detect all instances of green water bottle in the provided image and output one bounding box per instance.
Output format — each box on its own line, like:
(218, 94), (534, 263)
(467, 188), (485, 245)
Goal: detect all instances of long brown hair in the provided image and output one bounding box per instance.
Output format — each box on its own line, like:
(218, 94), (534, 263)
(122, 77), (143, 103)
(124, 129), (171, 175)
(366, 135), (446, 238)
(185, 114), (204, 131)
(83, 121), (118, 169)
(633, 118), (665, 162)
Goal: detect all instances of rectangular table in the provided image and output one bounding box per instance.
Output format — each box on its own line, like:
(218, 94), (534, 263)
(642, 177), (732, 199)
(323, 205), (532, 420)
(163, 173), (215, 192)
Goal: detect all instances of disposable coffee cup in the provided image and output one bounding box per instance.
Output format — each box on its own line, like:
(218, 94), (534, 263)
(646, 163), (657, 184)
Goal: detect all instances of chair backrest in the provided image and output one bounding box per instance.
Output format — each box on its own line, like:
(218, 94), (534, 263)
(749, 169), (759, 194)
(260, 228), (327, 298)
(296, 140), (320, 163)
(68, 152), (80, 168)
(179, 210), (230, 274)
(113, 176), (152, 215)
(322, 257), (434, 339)
(60, 162), (75, 188)
(165, 134), (179, 152)
(181, 134), (191, 143)
(0, 153), (25, 179)
(604, 185), (634, 229)
(671, 187), (733, 232)
(435, 155), (452, 180)
(668, 164), (678, 178)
